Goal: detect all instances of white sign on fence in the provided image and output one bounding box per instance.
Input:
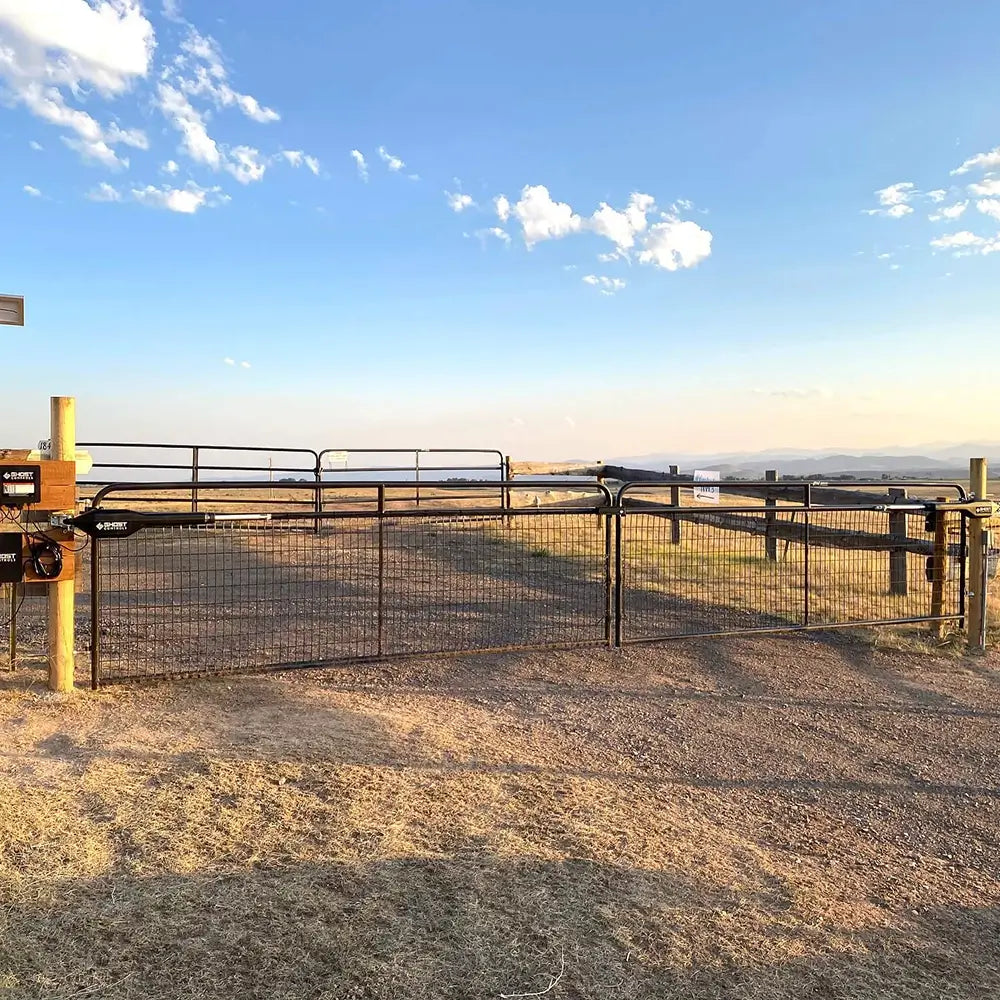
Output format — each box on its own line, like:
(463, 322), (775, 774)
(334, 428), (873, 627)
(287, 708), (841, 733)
(692, 469), (720, 504)
(326, 450), (349, 468)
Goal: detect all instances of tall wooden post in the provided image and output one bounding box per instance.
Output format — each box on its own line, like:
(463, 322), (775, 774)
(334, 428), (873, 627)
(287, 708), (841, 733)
(669, 465), (681, 544)
(888, 487), (908, 596)
(968, 458), (988, 651)
(764, 470), (778, 562)
(48, 396), (76, 692)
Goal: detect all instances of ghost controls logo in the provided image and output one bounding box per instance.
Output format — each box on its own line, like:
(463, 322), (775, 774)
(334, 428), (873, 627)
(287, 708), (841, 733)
(2, 470), (34, 482)
(0, 552), (16, 564)
(95, 521), (129, 533)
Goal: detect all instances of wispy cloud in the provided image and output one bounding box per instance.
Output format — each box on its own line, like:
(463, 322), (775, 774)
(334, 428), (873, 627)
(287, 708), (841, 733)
(87, 182), (122, 203)
(377, 145), (404, 172)
(281, 150), (320, 175)
(863, 182), (916, 218)
(22, 184), (41, 198)
(928, 201), (967, 221)
(582, 274), (626, 295)
(446, 190), (474, 212)
(350, 149), (368, 182)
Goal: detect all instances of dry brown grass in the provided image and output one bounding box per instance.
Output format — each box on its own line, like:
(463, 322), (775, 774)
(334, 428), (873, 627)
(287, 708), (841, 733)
(2, 636), (999, 998)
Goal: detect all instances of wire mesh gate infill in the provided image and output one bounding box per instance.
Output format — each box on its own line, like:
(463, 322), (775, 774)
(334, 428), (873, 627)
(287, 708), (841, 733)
(618, 505), (964, 643)
(91, 511), (612, 683)
(86, 483), (970, 686)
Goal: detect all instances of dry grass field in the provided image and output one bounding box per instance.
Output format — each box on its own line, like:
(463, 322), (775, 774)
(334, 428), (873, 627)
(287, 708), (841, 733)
(2, 635), (1000, 999)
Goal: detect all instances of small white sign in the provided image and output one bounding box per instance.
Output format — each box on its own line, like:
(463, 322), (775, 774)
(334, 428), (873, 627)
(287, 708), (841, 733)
(693, 469), (720, 504)
(27, 445), (94, 475)
(326, 450), (349, 468)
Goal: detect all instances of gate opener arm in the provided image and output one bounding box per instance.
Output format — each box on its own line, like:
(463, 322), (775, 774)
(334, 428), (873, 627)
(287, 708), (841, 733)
(68, 508), (273, 539)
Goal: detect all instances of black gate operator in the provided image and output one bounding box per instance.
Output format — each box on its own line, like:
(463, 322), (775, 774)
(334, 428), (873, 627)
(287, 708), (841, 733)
(0, 533), (23, 583)
(0, 465), (41, 506)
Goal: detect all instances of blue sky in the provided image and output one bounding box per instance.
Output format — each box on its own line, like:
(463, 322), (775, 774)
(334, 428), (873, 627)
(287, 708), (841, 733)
(2, 0), (1000, 458)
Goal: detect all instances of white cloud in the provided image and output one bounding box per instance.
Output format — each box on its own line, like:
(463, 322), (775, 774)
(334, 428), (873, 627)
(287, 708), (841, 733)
(0, 0), (153, 166)
(157, 82), (221, 168)
(976, 199), (1000, 221)
(62, 134), (128, 169)
(930, 230), (1000, 256)
(0, 0), (154, 95)
(513, 185), (583, 246)
(475, 227), (510, 246)
(952, 147), (1000, 175)
(889, 263), (901, 270)
(0, 3), (322, 207)
(876, 182), (916, 206)
(491, 183), (712, 272)
(28, 139), (42, 151)
(582, 274), (626, 294)
(929, 201), (967, 221)
(281, 150), (320, 175)
(751, 387), (827, 400)
(224, 357), (235, 365)
(87, 181), (121, 202)
(240, 360), (251, 369)
(131, 181), (228, 214)
(155, 24), (284, 185)
(638, 219), (713, 271)
(22, 184), (40, 197)
(589, 192), (655, 250)
(926, 189), (947, 203)
(162, 159), (179, 175)
(350, 149), (368, 182)
(175, 28), (279, 123)
(865, 182), (917, 218)
(446, 191), (474, 212)
(876, 252), (892, 259)
(968, 177), (1000, 197)
(225, 145), (266, 185)
(377, 145), (404, 172)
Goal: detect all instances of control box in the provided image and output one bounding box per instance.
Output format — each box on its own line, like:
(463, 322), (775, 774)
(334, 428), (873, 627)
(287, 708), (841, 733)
(0, 533), (23, 582)
(0, 465), (41, 506)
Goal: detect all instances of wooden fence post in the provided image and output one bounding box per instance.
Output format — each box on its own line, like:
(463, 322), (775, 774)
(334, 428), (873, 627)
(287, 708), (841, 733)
(765, 470), (778, 562)
(929, 496), (948, 637)
(888, 487), (908, 596)
(48, 396), (75, 692)
(669, 465), (681, 544)
(968, 458), (988, 651)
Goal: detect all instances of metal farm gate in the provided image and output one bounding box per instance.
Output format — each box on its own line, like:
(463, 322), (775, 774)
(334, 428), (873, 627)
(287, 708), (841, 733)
(84, 482), (613, 685)
(75, 479), (980, 687)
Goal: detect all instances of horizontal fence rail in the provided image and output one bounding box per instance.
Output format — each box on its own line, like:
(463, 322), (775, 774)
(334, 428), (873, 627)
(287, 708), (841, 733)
(77, 442), (508, 511)
(72, 479), (976, 687)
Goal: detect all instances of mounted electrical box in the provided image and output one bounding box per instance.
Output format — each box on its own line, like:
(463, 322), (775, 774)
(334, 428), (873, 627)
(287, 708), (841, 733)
(0, 532), (23, 583)
(0, 465), (40, 506)
(0, 458), (75, 509)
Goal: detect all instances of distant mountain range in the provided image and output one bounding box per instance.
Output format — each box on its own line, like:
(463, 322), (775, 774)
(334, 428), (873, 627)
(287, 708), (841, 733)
(610, 443), (1000, 478)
